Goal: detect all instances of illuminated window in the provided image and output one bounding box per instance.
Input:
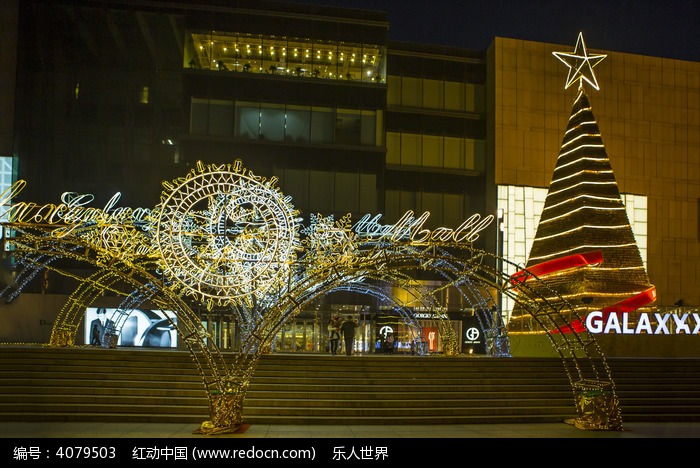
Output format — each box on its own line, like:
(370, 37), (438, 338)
(259, 104), (285, 141)
(335, 109), (362, 146)
(186, 31), (385, 83)
(389, 77), (485, 114)
(400, 134), (421, 166)
(361, 110), (379, 146)
(444, 137), (465, 169)
(310, 107), (334, 144)
(285, 105), (311, 143)
(386, 132), (400, 165)
(0, 157), (13, 206)
(139, 86), (149, 104)
(423, 79), (443, 109)
(387, 76), (401, 105)
(235, 103), (261, 139)
(621, 193), (648, 269)
(228, 102), (378, 147)
(401, 78), (421, 107)
(422, 135), (443, 167)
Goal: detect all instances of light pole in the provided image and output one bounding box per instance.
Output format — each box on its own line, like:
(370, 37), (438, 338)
(495, 208), (505, 320)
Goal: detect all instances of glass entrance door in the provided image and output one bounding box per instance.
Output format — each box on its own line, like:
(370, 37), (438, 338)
(274, 319), (319, 352)
(201, 315), (237, 351)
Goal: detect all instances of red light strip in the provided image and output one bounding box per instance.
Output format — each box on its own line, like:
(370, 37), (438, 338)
(552, 286), (657, 334)
(510, 250), (603, 285)
(602, 286), (657, 313)
(510, 251), (656, 334)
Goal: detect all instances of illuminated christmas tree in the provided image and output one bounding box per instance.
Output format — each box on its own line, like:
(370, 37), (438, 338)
(510, 33), (655, 333)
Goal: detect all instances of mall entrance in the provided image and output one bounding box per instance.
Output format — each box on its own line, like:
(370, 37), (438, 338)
(270, 304), (375, 354)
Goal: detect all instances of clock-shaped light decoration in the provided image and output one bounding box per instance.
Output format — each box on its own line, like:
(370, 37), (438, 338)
(154, 161), (299, 307)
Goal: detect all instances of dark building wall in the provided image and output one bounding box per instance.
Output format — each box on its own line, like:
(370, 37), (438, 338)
(14, 1), (188, 206)
(13, 0), (389, 212)
(184, 72), (385, 109)
(184, 1), (388, 44)
(0, 0), (18, 156)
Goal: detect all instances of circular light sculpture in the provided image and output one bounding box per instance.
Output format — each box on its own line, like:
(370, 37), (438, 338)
(155, 161), (299, 307)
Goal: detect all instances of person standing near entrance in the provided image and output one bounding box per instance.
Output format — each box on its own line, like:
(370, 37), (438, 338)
(327, 315), (341, 355)
(384, 333), (395, 354)
(340, 315), (358, 356)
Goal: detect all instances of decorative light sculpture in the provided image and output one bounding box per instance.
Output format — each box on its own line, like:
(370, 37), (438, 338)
(155, 160), (300, 309)
(1, 153), (622, 432)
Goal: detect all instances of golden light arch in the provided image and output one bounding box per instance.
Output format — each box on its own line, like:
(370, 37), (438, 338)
(0, 159), (621, 433)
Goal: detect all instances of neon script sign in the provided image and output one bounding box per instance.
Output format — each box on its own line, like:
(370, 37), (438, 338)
(0, 180), (153, 237)
(353, 211), (493, 244)
(1, 180), (493, 245)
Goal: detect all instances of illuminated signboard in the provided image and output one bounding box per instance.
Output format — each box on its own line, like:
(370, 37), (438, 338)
(413, 312), (449, 320)
(84, 307), (178, 348)
(585, 310), (700, 335)
(423, 327), (438, 352)
(462, 314), (486, 354)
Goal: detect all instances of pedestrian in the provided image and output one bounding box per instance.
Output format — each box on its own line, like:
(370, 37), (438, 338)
(328, 315), (341, 355)
(90, 321), (101, 346)
(340, 315), (358, 356)
(385, 333), (395, 354)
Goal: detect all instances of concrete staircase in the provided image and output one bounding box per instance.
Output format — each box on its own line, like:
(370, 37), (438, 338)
(247, 353), (576, 424)
(595, 357), (700, 422)
(0, 346), (698, 425)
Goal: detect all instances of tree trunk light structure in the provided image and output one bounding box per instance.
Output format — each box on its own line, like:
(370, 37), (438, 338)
(0, 159), (621, 433)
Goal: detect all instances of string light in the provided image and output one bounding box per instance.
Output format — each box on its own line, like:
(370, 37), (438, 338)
(532, 224), (631, 242)
(551, 168), (613, 184)
(528, 243), (639, 262)
(554, 156), (610, 172)
(543, 193), (622, 212)
(538, 204), (626, 225)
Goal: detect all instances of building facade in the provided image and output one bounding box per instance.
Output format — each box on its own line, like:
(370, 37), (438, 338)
(0, 0), (697, 355)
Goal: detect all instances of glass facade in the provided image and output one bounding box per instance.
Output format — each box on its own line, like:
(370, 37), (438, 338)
(384, 189), (465, 228)
(387, 76), (484, 113)
(190, 99), (382, 147)
(386, 132), (484, 171)
(274, 319), (320, 352)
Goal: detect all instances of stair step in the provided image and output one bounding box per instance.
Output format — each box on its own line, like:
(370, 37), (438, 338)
(1, 346), (699, 425)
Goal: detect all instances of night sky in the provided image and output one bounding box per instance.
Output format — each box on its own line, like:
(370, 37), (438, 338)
(291, 0), (699, 62)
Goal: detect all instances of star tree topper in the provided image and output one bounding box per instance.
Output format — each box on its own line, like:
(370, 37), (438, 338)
(552, 32), (607, 90)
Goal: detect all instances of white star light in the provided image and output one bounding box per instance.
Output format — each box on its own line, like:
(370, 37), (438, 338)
(553, 32), (607, 90)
